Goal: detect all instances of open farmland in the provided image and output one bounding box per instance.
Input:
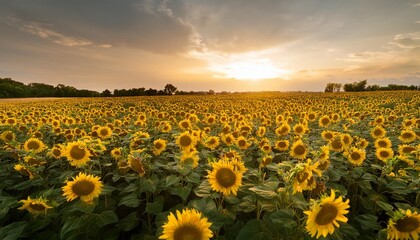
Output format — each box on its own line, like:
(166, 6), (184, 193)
(0, 91), (419, 239)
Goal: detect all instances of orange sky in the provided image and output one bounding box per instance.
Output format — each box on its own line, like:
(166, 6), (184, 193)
(1, 0), (419, 92)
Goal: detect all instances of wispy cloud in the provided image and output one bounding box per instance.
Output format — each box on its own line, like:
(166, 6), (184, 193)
(389, 32), (420, 49)
(412, 3), (420, 6)
(4, 17), (111, 48)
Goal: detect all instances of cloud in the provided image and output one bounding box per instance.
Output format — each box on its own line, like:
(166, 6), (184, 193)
(389, 32), (420, 49)
(1, 0), (193, 54)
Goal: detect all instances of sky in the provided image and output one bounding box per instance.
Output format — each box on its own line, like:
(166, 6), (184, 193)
(1, 0), (420, 92)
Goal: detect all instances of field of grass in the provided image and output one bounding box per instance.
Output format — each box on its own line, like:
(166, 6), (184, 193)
(0, 91), (419, 240)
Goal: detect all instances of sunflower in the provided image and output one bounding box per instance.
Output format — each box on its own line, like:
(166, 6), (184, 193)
(49, 145), (63, 159)
(260, 144), (272, 154)
(387, 209), (420, 240)
(304, 190), (350, 239)
(398, 144), (416, 156)
(292, 159), (322, 193)
(128, 155), (146, 176)
(159, 208), (213, 240)
(14, 164), (34, 179)
(111, 147), (123, 160)
(399, 130), (417, 143)
(62, 172), (103, 202)
(371, 126), (386, 139)
(1, 130), (15, 142)
(180, 150), (200, 168)
(24, 156), (45, 166)
(256, 126), (266, 137)
(290, 140), (308, 160)
(321, 131), (336, 142)
(208, 160), (243, 196)
(221, 149), (242, 161)
(235, 136), (251, 150)
(63, 141), (91, 167)
(318, 145), (330, 161)
(376, 148), (394, 162)
(275, 140), (290, 151)
(23, 138), (46, 153)
(293, 123), (308, 136)
(347, 148), (366, 166)
(228, 157), (247, 174)
(275, 124), (291, 136)
(153, 139), (167, 155)
(329, 137), (344, 152)
(176, 131), (196, 150)
(178, 119), (192, 130)
(96, 126), (112, 139)
(318, 115), (331, 127)
(375, 137), (392, 149)
(204, 136), (220, 150)
(340, 133), (353, 147)
(357, 138), (369, 149)
(18, 196), (52, 216)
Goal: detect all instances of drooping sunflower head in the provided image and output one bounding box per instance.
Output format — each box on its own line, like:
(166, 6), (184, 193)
(63, 141), (91, 167)
(62, 172), (103, 203)
(318, 145), (330, 161)
(159, 208), (213, 240)
(387, 209), (420, 240)
(128, 154), (146, 176)
(23, 138), (46, 153)
(208, 160), (243, 196)
(14, 164), (34, 179)
(290, 140), (308, 160)
(18, 196), (53, 216)
(304, 190), (350, 239)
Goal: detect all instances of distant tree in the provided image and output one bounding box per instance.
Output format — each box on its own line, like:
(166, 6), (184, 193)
(208, 89), (215, 95)
(334, 83), (342, 92)
(164, 84), (177, 95)
(366, 85), (380, 91)
(324, 83), (334, 93)
(101, 89), (112, 97)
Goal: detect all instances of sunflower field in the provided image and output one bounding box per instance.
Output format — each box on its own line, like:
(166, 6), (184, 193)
(0, 91), (419, 240)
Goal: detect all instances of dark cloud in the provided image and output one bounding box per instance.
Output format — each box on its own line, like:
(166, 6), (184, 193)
(1, 0), (193, 54)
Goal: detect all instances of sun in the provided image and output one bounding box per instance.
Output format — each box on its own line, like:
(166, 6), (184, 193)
(212, 58), (288, 81)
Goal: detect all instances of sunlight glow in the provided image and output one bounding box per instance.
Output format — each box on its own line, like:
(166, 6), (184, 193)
(211, 58), (289, 81)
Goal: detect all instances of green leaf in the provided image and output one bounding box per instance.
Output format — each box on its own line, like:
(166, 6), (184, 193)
(0, 221), (27, 240)
(146, 196), (164, 215)
(355, 214), (381, 230)
(270, 209), (297, 231)
(376, 201), (394, 212)
(237, 195), (256, 213)
(249, 185), (277, 199)
(118, 193), (140, 208)
(290, 193), (308, 210)
(96, 211), (118, 228)
(194, 180), (211, 198)
(169, 184), (191, 201)
(165, 175), (181, 188)
(189, 197), (217, 214)
(236, 219), (268, 240)
(116, 212), (138, 232)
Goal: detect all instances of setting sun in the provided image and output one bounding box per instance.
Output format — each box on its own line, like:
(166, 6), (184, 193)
(211, 58), (289, 81)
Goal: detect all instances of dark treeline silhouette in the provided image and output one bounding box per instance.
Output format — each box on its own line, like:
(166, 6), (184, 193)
(0, 78), (182, 98)
(325, 79), (419, 92)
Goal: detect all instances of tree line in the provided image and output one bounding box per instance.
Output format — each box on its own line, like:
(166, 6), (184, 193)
(325, 80), (419, 92)
(0, 78), (179, 98)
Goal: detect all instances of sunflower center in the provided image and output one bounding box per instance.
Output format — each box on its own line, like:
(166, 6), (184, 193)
(402, 147), (415, 154)
(27, 141), (40, 150)
(52, 149), (61, 157)
(402, 132), (413, 139)
(238, 139), (246, 147)
(69, 146), (86, 160)
(293, 145), (305, 155)
(173, 224), (202, 240)
(380, 151), (389, 158)
(208, 139), (216, 145)
(324, 133), (333, 140)
(155, 142), (163, 149)
(295, 126), (303, 133)
(180, 135), (192, 147)
(395, 217), (419, 233)
(72, 180), (95, 196)
(30, 202), (47, 211)
(297, 171), (309, 183)
(321, 118), (330, 125)
(216, 168), (236, 188)
(100, 129), (109, 136)
(331, 139), (342, 149)
(373, 129), (383, 136)
(378, 141), (387, 148)
(5, 133), (14, 141)
(351, 152), (361, 160)
(278, 142), (287, 148)
(315, 203), (338, 225)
